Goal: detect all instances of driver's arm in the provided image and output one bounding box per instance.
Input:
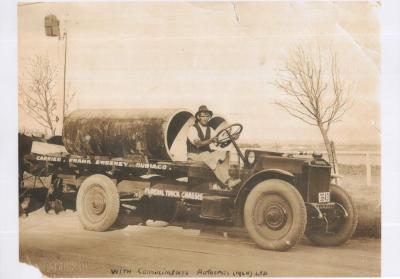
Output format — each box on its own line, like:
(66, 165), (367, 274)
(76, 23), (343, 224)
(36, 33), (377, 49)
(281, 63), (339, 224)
(193, 138), (216, 147)
(209, 127), (218, 150)
(188, 127), (217, 148)
(193, 137), (217, 148)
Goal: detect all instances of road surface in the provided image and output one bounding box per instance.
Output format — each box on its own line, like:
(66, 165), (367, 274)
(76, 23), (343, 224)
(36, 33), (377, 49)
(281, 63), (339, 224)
(20, 209), (380, 277)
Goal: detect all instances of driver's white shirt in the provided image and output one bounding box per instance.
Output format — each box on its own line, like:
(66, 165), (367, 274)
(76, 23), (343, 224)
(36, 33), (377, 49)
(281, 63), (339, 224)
(187, 124), (217, 151)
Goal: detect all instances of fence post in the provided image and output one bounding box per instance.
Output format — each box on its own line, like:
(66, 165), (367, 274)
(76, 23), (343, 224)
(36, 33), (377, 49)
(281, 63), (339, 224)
(330, 141), (340, 185)
(366, 152), (372, 186)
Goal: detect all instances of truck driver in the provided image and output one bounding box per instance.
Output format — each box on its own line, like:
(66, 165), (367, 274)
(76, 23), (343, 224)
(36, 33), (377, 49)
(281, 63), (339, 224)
(187, 105), (241, 189)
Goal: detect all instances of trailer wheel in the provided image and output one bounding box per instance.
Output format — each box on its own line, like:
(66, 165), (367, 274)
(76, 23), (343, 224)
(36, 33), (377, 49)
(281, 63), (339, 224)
(306, 184), (358, 246)
(77, 174), (120, 231)
(244, 179), (307, 251)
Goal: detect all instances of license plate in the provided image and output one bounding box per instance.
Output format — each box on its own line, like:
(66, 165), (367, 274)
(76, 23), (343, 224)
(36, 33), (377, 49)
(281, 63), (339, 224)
(318, 192), (330, 203)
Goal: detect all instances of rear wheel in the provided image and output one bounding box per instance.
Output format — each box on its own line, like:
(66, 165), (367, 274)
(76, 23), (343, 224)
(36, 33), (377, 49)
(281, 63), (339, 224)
(306, 184), (358, 246)
(244, 179), (307, 251)
(77, 174), (120, 231)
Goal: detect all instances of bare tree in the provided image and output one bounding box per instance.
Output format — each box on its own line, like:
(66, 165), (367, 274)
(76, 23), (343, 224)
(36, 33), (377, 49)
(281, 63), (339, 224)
(19, 55), (59, 136)
(274, 44), (352, 164)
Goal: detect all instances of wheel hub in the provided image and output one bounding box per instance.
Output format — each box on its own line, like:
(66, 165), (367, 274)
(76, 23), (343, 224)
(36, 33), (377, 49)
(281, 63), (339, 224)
(264, 204), (287, 230)
(91, 192), (106, 215)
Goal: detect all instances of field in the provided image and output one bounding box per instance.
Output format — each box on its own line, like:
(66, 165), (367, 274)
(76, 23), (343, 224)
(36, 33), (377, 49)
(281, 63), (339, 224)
(338, 164), (381, 237)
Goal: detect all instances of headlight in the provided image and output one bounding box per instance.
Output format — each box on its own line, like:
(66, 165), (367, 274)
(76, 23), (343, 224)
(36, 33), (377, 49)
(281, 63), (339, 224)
(247, 151), (256, 164)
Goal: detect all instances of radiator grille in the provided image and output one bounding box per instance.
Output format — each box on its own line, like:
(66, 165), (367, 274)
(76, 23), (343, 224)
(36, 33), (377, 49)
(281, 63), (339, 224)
(307, 164), (331, 202)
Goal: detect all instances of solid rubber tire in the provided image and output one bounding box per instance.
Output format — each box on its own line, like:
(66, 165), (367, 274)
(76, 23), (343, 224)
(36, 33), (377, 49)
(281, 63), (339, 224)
(77, 174), (120, 231)
(244, 179), (307, 251)
(306, 184), (358, 246)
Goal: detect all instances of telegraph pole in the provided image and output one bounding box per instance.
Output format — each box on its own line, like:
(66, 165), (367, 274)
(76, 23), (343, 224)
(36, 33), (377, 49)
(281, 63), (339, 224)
(61, 31), (67, 123)
(45, 15), (67, 126)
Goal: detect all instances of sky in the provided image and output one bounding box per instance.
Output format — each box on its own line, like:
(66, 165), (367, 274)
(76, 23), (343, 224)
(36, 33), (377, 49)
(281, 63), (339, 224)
(18, 1), (381, 144)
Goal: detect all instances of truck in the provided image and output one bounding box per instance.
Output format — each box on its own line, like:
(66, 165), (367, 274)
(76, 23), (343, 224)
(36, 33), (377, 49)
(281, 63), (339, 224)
(20, 108), (358, 251)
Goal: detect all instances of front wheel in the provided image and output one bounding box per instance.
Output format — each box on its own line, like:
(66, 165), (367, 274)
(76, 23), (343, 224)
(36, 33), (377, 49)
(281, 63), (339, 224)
(306, 184), (358, 246)
(77, 174), (120, 231)
(244, 179), (307, 251)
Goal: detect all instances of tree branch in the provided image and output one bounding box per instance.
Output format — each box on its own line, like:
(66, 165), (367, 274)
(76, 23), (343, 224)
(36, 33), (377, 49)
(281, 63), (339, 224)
(19, 54), (59, 136)
(273, 43), (353, 144)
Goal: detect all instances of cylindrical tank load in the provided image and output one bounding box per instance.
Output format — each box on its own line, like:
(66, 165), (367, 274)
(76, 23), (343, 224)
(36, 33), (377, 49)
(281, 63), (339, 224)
(208, 115), (229, 133)
(62, 109), (195, 161)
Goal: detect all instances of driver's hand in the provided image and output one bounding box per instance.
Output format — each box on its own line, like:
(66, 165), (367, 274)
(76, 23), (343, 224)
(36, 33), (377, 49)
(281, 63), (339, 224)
(210, 137), (218, 144)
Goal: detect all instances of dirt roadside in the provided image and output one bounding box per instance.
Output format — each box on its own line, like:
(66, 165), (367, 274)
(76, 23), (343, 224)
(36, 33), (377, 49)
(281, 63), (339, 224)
(19, 209), (380, 277)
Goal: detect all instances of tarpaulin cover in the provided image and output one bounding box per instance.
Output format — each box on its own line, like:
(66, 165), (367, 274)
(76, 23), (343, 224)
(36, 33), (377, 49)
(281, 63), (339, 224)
(62, 109), (194, 161)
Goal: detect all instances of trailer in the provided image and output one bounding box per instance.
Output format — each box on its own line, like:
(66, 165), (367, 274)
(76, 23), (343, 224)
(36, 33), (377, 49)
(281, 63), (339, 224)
(20, 108), (358, 251)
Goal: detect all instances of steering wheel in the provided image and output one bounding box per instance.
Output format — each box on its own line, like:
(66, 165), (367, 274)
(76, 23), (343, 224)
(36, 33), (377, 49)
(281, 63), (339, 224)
(215, 123), (243, 148)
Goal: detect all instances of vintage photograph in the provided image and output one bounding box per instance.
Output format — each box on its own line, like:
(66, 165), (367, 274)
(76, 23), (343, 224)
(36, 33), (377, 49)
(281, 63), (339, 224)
(17, 1), (380, 277)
